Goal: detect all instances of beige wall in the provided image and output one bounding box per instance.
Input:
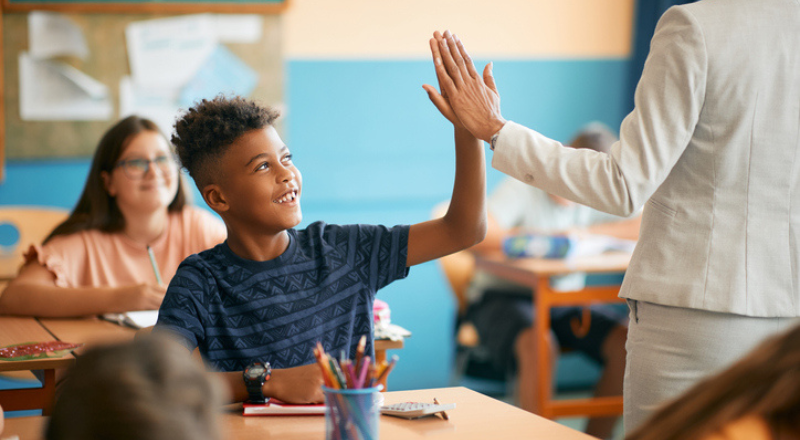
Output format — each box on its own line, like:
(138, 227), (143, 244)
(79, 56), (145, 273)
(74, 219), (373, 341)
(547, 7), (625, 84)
(284, 0), (635, 59)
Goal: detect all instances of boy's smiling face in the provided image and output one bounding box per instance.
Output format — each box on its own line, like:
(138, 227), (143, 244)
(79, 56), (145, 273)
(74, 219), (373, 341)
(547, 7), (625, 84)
(209, 126), (303, 236)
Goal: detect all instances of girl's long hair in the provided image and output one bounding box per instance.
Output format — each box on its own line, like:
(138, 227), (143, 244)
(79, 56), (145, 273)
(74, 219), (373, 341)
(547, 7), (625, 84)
(626, 324), (800, 440)
(44, 116), (188, 244)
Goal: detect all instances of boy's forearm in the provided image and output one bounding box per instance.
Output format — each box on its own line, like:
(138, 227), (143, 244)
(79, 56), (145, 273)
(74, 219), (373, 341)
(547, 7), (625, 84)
(406, 126), (487, 266)
(219, 371), (249, 403)
(444, 127), (487, 246)
(216, 363), (325, 404)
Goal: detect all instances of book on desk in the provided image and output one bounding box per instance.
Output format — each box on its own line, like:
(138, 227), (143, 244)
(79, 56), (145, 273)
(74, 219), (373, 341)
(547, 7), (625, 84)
(243, 399), (327, 416)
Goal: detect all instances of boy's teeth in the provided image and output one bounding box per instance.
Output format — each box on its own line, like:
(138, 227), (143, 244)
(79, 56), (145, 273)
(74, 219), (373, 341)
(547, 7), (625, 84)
(275, 191), (296, 203)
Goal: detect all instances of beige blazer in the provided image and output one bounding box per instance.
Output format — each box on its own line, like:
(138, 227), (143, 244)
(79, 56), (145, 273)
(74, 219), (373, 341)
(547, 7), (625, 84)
(492, 0), (800, 317)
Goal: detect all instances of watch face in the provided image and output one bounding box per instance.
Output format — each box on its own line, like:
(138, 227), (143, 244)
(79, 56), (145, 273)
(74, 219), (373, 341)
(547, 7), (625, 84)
(246, 365), (265, 379)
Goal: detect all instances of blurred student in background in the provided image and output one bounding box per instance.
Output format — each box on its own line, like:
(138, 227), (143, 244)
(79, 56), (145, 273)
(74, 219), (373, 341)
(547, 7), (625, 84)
(46, 335), (225, 440)
(0, 116), (226, 317)
(626, 324), (800, 440)
(466, 124), (640, 439)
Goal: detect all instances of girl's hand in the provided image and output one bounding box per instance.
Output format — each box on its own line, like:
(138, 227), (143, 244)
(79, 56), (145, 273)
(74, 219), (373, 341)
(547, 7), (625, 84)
(121, 283), (167, 311)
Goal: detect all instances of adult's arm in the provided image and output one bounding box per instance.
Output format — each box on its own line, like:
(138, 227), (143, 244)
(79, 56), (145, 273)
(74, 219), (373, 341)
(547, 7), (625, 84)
(0, 262), (164, 317)
(432, 7), (707, 216)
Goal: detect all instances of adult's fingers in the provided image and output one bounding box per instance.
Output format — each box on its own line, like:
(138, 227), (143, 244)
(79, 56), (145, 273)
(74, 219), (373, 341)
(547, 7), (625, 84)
(455, 35), (480, 79)
(436, 31), (464, 86)
(429, 37), (456, 97)
(443, 31), (469, 80)
(483, 62), (499, 96)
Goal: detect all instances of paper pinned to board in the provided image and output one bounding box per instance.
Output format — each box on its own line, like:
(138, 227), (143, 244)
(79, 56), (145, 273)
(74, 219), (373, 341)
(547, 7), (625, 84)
(28, 11), (89, 60)
(19, 52), (112, 121)
(125, 14), (216, 88)
(119, 75), (181, 138)
(178, 45), (258, 108)
(212, 14), (263, 43)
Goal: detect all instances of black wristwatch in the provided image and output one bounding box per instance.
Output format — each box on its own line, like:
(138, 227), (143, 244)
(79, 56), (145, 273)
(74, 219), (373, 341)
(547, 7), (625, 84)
(243, 361), (271, 404)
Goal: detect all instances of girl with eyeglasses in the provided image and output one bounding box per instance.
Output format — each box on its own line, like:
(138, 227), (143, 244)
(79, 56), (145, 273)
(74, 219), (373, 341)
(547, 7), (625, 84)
(0, 116), (226, 317)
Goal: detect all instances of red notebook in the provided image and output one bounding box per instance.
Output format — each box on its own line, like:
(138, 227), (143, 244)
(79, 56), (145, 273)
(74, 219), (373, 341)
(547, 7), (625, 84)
(243, 399), (326, 416)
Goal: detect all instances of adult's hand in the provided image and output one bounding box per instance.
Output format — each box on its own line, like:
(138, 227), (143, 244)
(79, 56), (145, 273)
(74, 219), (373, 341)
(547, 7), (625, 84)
(423, 38), (461, 127)
(429, 30), (506, 142)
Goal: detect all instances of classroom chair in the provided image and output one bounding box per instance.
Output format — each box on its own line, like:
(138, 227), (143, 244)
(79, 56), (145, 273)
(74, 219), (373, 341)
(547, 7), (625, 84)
(430, 202), (510, 395)
(437, 247), (513, 396)
(0, 205), (69, 285)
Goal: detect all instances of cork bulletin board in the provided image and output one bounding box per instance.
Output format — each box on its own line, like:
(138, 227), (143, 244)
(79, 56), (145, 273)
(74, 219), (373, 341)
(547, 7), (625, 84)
(0, 0), (288, 179)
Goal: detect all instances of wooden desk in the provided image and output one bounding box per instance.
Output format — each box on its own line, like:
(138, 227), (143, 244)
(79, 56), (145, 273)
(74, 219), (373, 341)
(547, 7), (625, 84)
(0, 317), (75, 415)
(4, 386), (596, 440)
(3, 316), (403, 412)
(38, 317), (402, 361)
(37, 317), (136, 355)
(474, 251), (630, 420)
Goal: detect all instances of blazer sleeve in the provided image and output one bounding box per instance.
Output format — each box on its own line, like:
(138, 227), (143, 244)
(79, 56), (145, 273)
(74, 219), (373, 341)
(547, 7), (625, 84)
(491, 5), (708, 217)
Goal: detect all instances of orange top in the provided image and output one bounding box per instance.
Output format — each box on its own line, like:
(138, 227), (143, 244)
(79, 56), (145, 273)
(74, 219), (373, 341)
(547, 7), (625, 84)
(701, 415), (773, 440)
(25, 207), (226, 288)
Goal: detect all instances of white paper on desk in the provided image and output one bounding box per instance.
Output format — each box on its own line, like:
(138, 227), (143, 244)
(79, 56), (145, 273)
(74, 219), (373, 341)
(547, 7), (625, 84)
(374, 324), (412, 341)
(212, 14), (263, 43)
(126, 14), (216, 88)
(119, 76), (181, 138)
(102, 311), (158, 329)
(19, 52), (112, 121)
(568, 234), (637, 259)
(29, 11), (88, 60)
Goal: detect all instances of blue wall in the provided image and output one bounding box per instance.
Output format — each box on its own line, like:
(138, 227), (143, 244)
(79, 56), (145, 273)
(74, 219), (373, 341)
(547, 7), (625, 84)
(287, 59), (630, 390)
(0, 57), (630, 391)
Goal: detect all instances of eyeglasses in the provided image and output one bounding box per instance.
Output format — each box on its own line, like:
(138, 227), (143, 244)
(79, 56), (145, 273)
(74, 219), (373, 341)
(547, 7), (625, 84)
(115, 156), (175, 179)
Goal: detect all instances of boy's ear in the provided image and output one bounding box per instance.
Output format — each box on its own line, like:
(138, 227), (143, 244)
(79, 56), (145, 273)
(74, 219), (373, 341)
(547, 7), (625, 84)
(202, 184), (229, 213)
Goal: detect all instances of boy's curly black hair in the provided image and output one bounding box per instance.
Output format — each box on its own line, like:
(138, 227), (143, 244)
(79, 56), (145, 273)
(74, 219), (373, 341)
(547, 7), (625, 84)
(171, 95), (280, 188)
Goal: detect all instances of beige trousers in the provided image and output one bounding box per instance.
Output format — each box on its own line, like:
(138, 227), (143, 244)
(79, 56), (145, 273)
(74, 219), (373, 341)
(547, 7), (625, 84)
(623, 300), (800, 434)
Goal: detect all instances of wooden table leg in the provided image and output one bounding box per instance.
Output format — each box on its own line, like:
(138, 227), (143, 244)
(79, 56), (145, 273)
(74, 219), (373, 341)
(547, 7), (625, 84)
(0, 368), (55, 415)
(535, 276), (554, 419)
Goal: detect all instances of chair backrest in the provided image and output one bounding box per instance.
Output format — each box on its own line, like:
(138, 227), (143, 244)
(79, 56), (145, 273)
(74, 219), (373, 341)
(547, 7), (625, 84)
(438, 250), (476, 317)
(431, 201), (477, 316)
(0, 206), (69, 281)
(431, 202), (481, 349)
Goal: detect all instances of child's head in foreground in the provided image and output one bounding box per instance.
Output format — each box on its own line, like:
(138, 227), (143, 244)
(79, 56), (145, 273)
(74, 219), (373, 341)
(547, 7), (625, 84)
(172, 96), (301, 236)
(46, 336), (225, 440)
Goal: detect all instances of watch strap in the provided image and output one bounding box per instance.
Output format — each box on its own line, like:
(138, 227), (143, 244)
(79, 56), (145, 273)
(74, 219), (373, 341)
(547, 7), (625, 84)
(244, 362), (271, 404)
(490, 131), (500, 151)
(246, 384), (266, 404)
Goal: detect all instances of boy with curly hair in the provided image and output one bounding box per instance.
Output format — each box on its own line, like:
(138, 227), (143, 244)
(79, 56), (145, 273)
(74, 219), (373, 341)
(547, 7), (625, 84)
(154, 95), (486, 404)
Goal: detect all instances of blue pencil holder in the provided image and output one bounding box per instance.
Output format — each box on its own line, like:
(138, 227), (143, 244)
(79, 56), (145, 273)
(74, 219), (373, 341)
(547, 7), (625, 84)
(322, 385), (381, 440)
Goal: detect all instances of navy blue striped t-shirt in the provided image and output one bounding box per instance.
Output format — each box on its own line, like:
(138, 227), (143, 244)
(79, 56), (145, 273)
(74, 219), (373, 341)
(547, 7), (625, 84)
(154, 221), (410, 372)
